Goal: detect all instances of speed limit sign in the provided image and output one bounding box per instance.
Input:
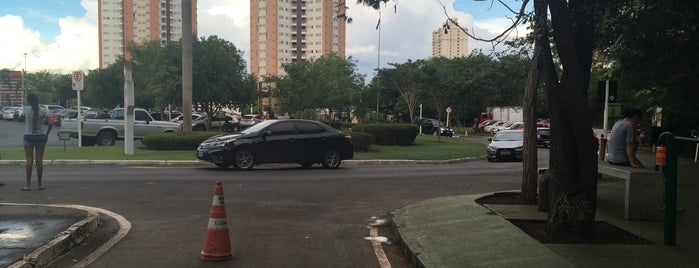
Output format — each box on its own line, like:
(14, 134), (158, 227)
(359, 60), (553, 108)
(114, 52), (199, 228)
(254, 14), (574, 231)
(72, 71), (84, 91)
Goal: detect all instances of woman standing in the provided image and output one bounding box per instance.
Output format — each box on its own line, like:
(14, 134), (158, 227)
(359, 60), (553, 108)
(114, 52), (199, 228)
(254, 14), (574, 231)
(22, 94), (52, 191)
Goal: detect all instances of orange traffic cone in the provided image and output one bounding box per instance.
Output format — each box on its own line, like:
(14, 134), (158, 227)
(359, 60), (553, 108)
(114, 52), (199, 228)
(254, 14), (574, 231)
(201, 181), (234, 261)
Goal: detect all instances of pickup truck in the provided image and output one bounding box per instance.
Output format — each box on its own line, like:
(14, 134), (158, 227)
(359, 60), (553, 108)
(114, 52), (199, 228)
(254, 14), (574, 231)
(61, 108), (181, 146)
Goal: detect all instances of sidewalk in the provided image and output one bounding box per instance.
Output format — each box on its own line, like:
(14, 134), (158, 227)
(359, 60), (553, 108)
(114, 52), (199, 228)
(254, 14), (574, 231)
(394, 152), (699, 267)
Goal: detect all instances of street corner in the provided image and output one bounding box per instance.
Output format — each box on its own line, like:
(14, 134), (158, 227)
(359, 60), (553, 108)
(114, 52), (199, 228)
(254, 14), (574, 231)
(0, 204), (101, 268)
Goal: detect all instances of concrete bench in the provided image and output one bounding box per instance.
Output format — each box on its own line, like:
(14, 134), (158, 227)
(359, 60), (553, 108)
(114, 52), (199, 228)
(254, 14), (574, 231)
(598, 161), (663, 221)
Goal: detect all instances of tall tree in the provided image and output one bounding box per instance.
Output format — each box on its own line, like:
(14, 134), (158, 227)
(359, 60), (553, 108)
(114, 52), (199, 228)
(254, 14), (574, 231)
(356, 0), (599, 236)
(192, 35), (255, 129)
(597, 0), (698, 132)
(274, 54), (361, 119)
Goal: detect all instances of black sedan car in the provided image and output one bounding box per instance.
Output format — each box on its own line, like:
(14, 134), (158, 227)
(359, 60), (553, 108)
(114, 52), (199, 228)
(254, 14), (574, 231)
(417, 118), (454, 137)
(197, 119), (354, 169)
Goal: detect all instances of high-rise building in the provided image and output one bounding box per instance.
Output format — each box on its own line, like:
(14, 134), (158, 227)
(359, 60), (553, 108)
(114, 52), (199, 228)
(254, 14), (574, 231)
(250, 0), (346, 77)
(431, 19), (469, 59)
(98, 0), (198, 68)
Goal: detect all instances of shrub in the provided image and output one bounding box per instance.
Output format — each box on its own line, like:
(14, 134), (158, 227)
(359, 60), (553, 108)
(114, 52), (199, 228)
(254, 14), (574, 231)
(348, 132), (374, 152)
(142, 131), (221, 150)
(355, 123), (418, 146)
(323, 121), (354, 130)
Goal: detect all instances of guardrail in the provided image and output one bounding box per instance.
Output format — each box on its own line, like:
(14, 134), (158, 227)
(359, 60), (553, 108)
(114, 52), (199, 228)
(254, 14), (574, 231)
(655, 132), (699, 246)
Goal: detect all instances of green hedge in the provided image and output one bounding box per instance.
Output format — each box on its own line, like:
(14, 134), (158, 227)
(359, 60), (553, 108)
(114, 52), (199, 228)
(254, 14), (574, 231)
(354, 124), (418, 146)
(142, 131), (221, 150)
(323, 121), (354, 130)
(348, 132), (374, 152)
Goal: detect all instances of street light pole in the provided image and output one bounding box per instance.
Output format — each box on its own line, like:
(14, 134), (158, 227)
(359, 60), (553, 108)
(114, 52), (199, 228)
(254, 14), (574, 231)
(22, 53), (26, 107)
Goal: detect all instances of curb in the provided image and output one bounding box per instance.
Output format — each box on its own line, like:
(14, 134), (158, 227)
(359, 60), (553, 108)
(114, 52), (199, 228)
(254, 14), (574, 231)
(6, 206), (101, 268)
(0, 156), (487, 166)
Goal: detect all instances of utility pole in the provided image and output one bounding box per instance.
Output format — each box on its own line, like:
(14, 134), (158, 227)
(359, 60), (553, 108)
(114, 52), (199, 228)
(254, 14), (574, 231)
(22, 53), (26, 107)
(181, 0), (193, 133)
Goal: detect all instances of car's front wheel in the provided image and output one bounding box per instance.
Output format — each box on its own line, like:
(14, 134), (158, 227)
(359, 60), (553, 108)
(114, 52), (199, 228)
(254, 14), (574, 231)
(232, 148), (255, 170)
(321, 148), (342, 169)
(96, 131), (117, 146)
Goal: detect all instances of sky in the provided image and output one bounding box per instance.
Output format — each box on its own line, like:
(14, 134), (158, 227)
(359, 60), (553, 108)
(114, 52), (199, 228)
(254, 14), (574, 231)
(0, 0), (530, 78)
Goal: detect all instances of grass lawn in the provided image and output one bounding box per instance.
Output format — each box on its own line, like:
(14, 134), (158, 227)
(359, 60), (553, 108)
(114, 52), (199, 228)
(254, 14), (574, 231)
(0, 135), (485, 161)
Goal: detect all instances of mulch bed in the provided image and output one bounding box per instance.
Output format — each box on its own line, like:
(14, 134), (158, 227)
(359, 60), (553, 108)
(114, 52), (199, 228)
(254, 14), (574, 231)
(476, 192), (653, 245)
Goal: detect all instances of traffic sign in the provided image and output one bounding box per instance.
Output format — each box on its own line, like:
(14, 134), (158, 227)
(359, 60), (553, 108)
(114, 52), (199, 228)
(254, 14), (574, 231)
(446, 107), (452, 113)
(72, 71), (84, 91)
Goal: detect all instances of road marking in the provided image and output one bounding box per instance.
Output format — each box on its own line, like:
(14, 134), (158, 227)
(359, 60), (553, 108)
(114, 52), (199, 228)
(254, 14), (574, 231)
(2, 203), (131, 268)
(368, 226), (391, 268)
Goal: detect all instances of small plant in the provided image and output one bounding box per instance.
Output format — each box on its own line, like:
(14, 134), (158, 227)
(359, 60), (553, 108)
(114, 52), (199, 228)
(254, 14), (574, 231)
(546, 193), (592, 237)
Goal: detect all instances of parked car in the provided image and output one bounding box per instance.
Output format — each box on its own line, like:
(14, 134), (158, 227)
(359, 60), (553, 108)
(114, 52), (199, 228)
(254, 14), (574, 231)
(487, 130), (524, 162)
(2, 107), (20, 121)
(197, 119), (354, 169)
(483, 121), (508, 133)
(239, 114), (263, 127)
(490, 121), (515, 134)
(476, 120), (499, 133)
(537, 127), (551, 148)
(505, 122), (525, 130)
(170, 113), (204, 123)
(417, 118), (454, 137)
(48, 108), (67, 125)
(41, 104), (65, 111)
(192, 113), (238, 131)
(151, 111), (182, 121)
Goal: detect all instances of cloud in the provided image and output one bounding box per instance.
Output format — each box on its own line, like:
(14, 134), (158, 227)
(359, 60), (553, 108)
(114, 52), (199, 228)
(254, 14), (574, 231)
(1, 0), (525, 78)
(0, 0), (98, 74)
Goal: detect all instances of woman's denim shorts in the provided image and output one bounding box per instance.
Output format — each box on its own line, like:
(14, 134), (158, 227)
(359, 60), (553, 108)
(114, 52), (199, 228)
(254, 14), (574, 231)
(23, 133), (47, 147)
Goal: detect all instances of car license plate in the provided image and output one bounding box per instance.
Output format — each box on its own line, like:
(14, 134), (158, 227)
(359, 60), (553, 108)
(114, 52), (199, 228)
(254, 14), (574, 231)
(197, 151), (205, 158)
(500, 151), (510, 156)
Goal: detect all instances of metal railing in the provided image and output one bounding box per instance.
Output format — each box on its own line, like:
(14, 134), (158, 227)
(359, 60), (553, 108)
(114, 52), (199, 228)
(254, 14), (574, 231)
(655, 132), (699, 246)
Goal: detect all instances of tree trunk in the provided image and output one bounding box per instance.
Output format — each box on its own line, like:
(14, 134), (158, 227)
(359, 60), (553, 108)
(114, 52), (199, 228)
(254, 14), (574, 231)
(520, 0), (547, 205)
(544, 0), (598, 236)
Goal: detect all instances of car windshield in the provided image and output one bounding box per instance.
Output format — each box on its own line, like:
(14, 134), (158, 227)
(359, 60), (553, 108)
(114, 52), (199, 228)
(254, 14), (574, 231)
(493, 131), (523, 141)
(239, 120), (277, 134)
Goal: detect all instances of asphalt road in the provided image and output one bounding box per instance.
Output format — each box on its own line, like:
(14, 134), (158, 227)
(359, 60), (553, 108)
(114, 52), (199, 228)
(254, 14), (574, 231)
(1, 118), (551, 267)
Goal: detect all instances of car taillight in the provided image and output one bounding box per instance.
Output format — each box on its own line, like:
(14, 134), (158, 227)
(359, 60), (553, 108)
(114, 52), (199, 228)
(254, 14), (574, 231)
(344, 135), (352, 141)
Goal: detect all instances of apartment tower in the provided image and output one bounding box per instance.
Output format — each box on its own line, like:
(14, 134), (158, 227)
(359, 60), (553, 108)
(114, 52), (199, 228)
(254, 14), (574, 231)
(98, 0), (198, 68)
(431, 19), (469, 59)
(250, 0), (346, 77)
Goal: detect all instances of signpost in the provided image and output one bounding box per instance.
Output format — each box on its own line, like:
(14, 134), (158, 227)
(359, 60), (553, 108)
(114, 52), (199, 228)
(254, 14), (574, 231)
(72, 71), (84, 147)
(57, 131), (71, 151)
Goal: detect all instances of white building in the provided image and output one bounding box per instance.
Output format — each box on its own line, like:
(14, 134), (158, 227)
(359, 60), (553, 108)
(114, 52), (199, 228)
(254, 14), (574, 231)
(431, 19), (469, 59)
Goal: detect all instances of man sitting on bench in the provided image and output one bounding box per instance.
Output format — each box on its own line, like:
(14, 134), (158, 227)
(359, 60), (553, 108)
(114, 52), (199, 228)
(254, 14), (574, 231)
(607, 107), (645, 168)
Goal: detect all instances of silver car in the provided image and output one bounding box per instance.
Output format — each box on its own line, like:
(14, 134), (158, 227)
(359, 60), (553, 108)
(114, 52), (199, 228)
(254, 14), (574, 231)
(487, 130), (524, 162)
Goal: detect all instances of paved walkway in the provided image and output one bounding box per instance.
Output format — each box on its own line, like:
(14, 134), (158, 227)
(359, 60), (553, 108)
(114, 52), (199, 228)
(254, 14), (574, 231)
(394, 152), (699, 267)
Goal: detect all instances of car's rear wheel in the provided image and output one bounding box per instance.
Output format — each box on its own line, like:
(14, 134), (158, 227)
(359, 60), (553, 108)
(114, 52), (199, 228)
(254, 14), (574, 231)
(232, 148), (255, 170)
(321, 148), (342, 169)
